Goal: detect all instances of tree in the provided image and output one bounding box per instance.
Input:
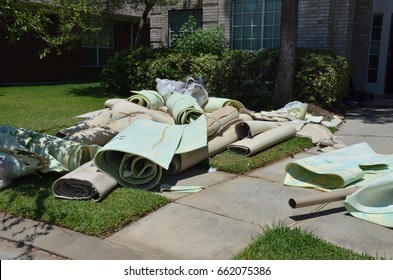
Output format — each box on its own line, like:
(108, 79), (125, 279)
(128, 0), (178, 48)
(0, 0), (126, 57)
(272, 0), (299, 109)
(0, 0), (178, 57)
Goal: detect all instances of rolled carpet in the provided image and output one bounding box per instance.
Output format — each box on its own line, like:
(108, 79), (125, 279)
(52, 160), (118, 201)
(64, 114), (153, 146)
(57, 100), (174, 138)
(206, 106), (239, 137)
(208, 119), (241, 156)
(166, 92), (204, 124)
(128, 90), (165, 110)
(203, 97), (245, 113)
(94, 118), (184, 190)
(234, 120), (279, 139)
(228, 124), (297, 156)
(166, 146), (209, 174)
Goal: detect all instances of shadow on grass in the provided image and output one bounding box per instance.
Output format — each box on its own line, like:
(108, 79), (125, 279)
(66, 83), (110, 98)
(1, 173), (64, 222)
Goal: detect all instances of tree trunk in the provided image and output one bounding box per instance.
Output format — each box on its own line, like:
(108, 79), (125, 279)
(272, 0), (299, 109)
(134, 2), (155, 48)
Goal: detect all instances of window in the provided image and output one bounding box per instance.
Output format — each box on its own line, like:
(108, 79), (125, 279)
(232, 0), (281, 50)
(367, 14), (383, 83)
(82, 25), (114, 67)
(169, 9), (203, 45)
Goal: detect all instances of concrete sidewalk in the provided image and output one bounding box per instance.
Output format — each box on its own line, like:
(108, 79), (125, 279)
(1, 105), (393, 260)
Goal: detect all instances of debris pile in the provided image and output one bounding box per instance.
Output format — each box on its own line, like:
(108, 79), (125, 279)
(1, 77), (344, 201)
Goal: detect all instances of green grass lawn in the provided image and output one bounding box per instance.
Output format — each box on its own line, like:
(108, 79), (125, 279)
(234, 223), (377, 260)
(1, 83), (369, 259)
(0, 83), (171, 237)
(0, 83), (109, 135)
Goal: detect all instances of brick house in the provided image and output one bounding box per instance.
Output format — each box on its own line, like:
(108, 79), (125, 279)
(0, 5), (149, 84)
(150, 0), (393, 97)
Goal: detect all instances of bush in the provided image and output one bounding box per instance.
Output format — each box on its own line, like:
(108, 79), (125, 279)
(207, 49), (279, 110)
(100, 47), (170, 96)
(100, 47), (349, 111)
(171, 17), (228, 56)
(294, 49), (350, 109)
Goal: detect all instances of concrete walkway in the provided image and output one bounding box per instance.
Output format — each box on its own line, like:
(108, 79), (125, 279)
(1, 104), (393, 260)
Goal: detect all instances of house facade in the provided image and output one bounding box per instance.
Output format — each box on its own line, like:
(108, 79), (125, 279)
(0, 5), (149, 85)
(150, 0), (393, 97)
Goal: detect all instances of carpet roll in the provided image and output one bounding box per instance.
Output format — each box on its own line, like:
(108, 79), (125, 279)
(52, 160), (118, 201)
(227, 124), (297, 156)
(203, 97), (245, 113)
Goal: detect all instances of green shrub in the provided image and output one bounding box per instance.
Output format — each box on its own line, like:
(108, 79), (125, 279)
(100, 47), (170, 96)
(171, 17), (228, 56)
(207, 49), (279, 110)
(294, 49), (350, 109)
(144, 52), (193, 86)
(100, 46), (349, 111)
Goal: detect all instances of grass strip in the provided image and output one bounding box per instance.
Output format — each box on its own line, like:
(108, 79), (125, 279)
(234, 223), (377, 260)
(210, 136), (313, 174)
(0, 173), (170, 237)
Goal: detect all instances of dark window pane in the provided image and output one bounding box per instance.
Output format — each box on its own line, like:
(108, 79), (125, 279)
(233, 27), (242, 38)
(99, 49), (113, 66)
(242, 39), (252, 50)
(251, 39), (261, 50)
(233, 39), (242, 49)
(169, 10), (203, 33)
(371, 27), (382, 40)
(252, 26), (262, 38)
(243, 13), (252, 25)
(264, 39), (273, 49)
(243, 27), (252, 37)
(367, 69), (378, 83)
(83, 48), (97, 66)
(373, 14), (383, 26)
(243, 1), (253, 12)
(234, 14), (242, 25)
(370, 41), (380, 54)
(253, 12), (262, 24)
(265, 0), (275, 11)
(369, 55), (379, 68)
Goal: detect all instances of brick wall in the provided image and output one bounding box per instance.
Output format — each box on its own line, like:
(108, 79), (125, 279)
(0, 20), (146, 84)
(350, 0), (373, 91)
(152, 0), (361, 56)
(150, 0), (371, 89)
(151, 0), (204, 47)
(297, 0), (357, 58)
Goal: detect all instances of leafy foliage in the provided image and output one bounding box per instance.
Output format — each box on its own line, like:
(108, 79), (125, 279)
(101, 47), (350, 110)
(206, 49), (279, 110)
(295, 49), (350, 109)
(0, 0), (126, 57)
(171, 16), (228, 56)
(0, 0), (179, 57)
(100, 47), (171, 96)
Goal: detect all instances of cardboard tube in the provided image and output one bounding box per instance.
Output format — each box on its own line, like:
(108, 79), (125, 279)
(288, 187), (359, 209)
